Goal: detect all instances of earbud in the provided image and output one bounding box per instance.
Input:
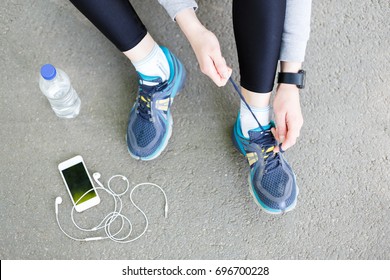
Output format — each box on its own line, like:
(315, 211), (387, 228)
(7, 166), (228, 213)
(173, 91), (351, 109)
(56, 197), (63, 204)
(93, 172), (104, 188)
(55, 197), (62, 214)
(93, 172), (101, 180)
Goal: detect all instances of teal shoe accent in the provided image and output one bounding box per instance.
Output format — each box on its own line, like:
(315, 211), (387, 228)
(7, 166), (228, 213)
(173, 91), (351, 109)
(137, 72), (162, 82)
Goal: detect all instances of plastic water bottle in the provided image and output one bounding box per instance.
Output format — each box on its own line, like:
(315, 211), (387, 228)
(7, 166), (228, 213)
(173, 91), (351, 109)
(39, 64), (81, 118)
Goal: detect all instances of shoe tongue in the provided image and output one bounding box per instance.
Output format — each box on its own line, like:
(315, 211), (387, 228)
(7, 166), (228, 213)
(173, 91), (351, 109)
(248, 124), (271, 139)
(138, 75), (168, 96)
(139, 83), (157, 93)
(248, 125), (278, 152)
(248, 129), (263, 140)
(137, 71), (163, 86)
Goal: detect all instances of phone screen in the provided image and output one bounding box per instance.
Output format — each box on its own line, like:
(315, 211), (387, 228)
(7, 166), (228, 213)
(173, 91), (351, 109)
(61, 162), (97, 205)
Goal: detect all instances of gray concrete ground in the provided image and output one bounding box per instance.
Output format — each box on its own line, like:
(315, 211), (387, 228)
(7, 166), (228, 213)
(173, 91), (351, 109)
(1, 0), (389, 260)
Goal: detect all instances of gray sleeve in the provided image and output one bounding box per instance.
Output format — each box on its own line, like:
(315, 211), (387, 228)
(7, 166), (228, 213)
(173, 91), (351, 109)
(157, 0), (198, 21)
(280, 0), (312, 62)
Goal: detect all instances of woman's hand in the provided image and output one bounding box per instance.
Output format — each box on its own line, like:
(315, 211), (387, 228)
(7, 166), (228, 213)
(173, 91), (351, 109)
(272, 83), (303, 152)
(176, 8), (232, 86)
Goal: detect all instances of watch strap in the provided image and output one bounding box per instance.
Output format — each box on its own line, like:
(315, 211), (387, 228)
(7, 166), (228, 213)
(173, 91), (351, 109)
(277, 70), (306, 89)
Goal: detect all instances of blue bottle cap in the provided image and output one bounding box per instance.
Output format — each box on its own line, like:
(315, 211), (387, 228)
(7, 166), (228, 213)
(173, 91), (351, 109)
(40, 64), (57, 80)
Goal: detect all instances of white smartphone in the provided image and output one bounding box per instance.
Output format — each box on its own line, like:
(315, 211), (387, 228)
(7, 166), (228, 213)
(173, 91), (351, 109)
(58, 155), (100, 212)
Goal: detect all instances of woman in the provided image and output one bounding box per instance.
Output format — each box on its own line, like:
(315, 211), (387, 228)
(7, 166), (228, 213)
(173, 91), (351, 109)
(68, 0), (311, 214)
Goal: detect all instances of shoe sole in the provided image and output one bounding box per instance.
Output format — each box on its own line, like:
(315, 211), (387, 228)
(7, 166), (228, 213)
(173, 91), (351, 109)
(248, 173), (300, 215)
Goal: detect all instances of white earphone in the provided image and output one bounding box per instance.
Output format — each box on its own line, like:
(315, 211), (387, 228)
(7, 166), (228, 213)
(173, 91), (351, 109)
(93, 172), (104, 187)
(55, 196), (62, 214)
(55, 172), (168, 243)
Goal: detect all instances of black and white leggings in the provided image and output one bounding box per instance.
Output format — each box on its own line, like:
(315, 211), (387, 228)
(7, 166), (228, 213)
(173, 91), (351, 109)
(69, 0), (286, 93)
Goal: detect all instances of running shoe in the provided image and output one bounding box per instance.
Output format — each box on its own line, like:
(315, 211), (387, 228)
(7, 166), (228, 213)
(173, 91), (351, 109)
(232, 115), (299, 214)
(126, 47), (186, 160)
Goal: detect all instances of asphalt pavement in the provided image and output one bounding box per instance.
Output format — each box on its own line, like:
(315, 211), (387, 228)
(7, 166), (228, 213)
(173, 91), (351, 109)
(0, 0), (389, 259)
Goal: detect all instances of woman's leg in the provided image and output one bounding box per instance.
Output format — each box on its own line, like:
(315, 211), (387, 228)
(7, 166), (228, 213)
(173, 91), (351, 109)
(233, 0), (286, 135)
(69, 0), (147, 52)
(69, 0), (170, 81)
(232, 0), (298, 214)
(233, 0), (286, 95)
(69, 0), (185, 160)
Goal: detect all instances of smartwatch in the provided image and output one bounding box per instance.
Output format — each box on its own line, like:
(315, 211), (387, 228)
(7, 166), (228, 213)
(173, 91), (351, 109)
(277, 69), (306, 89)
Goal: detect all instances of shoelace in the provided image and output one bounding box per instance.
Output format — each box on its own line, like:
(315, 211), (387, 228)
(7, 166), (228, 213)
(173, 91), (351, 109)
(250, 130), (282, 174)
(137, 81), (168, 121)
(229, 77), (283, 173)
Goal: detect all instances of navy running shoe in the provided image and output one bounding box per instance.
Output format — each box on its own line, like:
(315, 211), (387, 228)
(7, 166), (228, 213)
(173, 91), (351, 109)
(126, 47), (186, 160)
(232, 115), (299, 214)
